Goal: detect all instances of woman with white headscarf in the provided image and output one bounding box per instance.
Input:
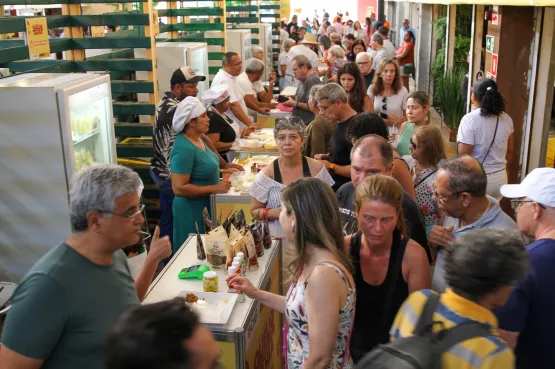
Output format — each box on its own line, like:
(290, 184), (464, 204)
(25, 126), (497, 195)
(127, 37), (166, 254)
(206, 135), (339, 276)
(171, 96), (232, 252)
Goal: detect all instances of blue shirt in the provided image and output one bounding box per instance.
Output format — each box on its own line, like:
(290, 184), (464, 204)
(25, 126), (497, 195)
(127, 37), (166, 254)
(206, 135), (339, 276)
(432, 195), (517, 292)
(495, 238), (555, 369)
(399, 26), (416, 46)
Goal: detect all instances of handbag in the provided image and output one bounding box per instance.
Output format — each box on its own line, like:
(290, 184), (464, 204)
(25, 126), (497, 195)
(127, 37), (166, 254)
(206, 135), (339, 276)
(283, 262), (356, 369)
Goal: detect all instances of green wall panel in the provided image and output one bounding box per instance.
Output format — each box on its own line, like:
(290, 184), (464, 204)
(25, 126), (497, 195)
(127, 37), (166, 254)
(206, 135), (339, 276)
(159, 8), (223, 16)
(226, 5), (258, 11)
(111, 81), (154, 93)
(172, 23), (225, 31)
(208, 52), (225, 61)
(116, 145), (154, 157)
(114, 123), (153, 136)
(73, 37), (150, 49)
(226, 17), (258, 23)
(113, 102), (155, 115)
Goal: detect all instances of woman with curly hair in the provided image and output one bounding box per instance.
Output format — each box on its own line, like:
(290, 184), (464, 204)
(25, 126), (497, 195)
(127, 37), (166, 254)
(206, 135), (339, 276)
(338, 62), (372, 113)
(367, 59), (408, 147)
(457, 78), (514, 200)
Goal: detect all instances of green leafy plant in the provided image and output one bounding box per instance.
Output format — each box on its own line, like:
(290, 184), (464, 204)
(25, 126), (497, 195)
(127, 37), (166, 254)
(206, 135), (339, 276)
(434, 69), (466, 130)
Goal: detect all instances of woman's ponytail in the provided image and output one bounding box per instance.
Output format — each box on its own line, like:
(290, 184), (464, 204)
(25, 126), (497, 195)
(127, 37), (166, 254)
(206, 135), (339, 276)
(474, 78), (505, 116)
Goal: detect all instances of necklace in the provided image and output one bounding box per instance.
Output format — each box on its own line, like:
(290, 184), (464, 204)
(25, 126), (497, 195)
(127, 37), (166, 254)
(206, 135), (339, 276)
(475, 200), (492, 224)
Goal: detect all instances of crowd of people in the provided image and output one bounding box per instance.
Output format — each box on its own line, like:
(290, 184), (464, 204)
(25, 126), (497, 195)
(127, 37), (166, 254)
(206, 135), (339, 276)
(0, 10), (553, 369)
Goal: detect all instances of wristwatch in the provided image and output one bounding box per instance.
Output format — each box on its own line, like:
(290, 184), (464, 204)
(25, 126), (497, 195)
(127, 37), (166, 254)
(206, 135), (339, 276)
(329, 163), (337, 174)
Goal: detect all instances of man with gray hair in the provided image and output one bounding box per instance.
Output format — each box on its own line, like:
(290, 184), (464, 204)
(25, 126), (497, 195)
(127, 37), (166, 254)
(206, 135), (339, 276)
(0, 165), (172, 369)
(303, 84), (336, 157)
(336, 134), (430, 259)
(356, 52), (374, 89)
(314, 82), (357, 191)
(430, 155), (516, 293)
(387, 229), (527, 369)
(283, 54), (322, 124)
(369, 34), (387, 72)
(236, 58), (277, 114)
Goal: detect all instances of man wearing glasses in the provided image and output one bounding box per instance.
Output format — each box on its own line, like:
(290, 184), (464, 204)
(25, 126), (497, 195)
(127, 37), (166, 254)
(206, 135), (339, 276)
(429, 155), (516, 293)
(356, 52), (374, 90)
(495, 168), (555, 369)
(0, 165), (171, 369)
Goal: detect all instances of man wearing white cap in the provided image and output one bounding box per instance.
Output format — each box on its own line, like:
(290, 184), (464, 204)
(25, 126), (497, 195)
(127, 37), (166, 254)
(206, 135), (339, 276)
(211, 52), (259, 130)
(150, 66), (240, 247)
(170, 96), (232, 253)
(495, 168), (555, 369)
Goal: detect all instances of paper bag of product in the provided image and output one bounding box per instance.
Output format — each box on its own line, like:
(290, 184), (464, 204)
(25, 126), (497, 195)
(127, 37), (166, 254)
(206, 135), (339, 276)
(244, 231), (259, 271)
(229, 224), (240, 242)
(202, 207), (213, 233)
(249, 222), (265, 257)
(205, 230), (228, 269)
(231, 234), (247, 259)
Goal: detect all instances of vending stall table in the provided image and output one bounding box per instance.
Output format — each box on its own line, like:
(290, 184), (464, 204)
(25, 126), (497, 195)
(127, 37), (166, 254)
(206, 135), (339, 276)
(144, 236), (283, 369)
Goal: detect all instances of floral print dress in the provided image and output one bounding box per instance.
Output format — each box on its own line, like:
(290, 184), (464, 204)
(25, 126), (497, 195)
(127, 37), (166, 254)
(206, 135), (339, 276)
(413, 167), (439, 228)
(285, 263), (356, 369)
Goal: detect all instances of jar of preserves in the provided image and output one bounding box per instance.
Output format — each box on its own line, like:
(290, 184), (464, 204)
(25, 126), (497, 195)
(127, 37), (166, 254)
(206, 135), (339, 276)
(203, 271), (219, 292)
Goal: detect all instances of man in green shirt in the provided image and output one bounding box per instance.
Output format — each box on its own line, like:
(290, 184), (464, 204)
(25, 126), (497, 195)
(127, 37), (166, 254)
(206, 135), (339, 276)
(0, 164), (171, 369)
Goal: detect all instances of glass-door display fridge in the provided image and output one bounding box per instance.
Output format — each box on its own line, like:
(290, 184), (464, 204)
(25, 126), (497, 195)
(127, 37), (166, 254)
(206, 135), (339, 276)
(0, 72), (116, 282)
(226, 29), (252, 62)
(234, 24), (273, 81)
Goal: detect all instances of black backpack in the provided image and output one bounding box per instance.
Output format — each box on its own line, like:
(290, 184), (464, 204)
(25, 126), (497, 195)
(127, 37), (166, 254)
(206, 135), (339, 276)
(356, 294), (492, 369)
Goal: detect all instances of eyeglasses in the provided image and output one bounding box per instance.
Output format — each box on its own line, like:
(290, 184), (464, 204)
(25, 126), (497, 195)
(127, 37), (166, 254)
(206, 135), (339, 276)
(357, 61), (370, 66)
(101, 204), (145, 221)
(510, 200), (546, 211)
(382, 96), (387, 112)
(410, 137), (417, 149)
(277, 134), (300, 142)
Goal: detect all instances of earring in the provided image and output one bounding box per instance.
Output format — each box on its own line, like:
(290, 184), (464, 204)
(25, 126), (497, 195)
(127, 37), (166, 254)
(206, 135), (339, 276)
(291, 224), (295, 233)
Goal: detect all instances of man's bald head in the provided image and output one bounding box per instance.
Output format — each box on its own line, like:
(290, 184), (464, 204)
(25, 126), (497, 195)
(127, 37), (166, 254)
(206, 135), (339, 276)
(437, 155), (488, 198)
(350, 135), (394, 187)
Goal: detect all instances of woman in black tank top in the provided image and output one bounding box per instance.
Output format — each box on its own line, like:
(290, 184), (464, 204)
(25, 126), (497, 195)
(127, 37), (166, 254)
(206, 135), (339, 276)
(347, 175), (431, 363)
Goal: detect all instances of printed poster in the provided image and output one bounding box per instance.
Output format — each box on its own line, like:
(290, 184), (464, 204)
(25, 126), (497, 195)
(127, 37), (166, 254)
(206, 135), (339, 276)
(491, 53), (499, 77)
(25, 17), (50, 60)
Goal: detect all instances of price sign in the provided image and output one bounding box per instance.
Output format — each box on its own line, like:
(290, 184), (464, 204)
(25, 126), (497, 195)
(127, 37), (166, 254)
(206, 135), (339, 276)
(25, 17), (50, 60)
(491, 53), (499, 77)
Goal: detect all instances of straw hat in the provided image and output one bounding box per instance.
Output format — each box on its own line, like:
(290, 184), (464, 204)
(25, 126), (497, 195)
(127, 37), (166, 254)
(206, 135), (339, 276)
(302, 33), (318, 45)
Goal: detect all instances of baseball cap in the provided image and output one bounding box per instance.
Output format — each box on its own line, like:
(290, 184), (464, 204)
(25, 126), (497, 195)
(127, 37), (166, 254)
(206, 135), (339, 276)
(170, 66), (206, 86)
(500, 167), (555, 207)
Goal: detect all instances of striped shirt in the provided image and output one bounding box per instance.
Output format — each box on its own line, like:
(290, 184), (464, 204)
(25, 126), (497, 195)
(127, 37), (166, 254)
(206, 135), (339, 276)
(390, 289), (515, 369)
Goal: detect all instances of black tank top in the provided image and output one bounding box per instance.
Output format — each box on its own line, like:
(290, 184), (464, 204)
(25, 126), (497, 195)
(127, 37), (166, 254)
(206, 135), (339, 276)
(349, 229), (409, 362)
(273, 156), (311, 184)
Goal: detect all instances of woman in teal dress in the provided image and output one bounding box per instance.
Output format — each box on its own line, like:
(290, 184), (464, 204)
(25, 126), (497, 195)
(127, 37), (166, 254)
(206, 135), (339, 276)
(171, 97), (232, 253)
(396, 91), (430, 156)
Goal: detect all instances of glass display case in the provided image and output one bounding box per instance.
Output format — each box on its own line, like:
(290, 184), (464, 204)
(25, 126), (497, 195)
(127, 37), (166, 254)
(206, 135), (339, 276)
(226, 30), (252, 63)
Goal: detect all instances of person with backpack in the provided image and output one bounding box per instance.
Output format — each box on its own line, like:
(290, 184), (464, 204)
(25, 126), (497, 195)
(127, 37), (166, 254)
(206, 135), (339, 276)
(346, 173), (431, 363)
(357, 229), (528, 369)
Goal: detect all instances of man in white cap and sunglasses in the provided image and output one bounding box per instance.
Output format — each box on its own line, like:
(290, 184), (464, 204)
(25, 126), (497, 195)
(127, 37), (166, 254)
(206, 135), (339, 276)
(150, 66), (241, 248)
(495, 168), (555, 369)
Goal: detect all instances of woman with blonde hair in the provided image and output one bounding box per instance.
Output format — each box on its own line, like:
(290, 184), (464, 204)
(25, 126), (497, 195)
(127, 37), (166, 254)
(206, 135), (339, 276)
(346, 174), (430, 362)
(230, 178), (356, 369)
(410, 125), (446, 232)
(367, 59), (408, 147)
(396, 91), (430, 155)
(353, 21), (365, 40)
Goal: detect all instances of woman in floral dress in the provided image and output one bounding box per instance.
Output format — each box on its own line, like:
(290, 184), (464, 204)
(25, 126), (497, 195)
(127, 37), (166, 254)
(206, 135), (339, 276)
(409, 125), (447, 234)
(229, 178), (356, 369)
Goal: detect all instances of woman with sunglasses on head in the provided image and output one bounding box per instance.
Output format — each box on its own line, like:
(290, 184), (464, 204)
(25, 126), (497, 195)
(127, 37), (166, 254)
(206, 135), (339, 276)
(231, 177), (356, 369)
(171, 97), (233, 253)
(250, 117), (334, 239)
(366, 59), (408, 147)
(338, 63), (373, 113)
(457, 78), (514, 201)
(396, 91), (430, 156)
(409, 125), (446, 234)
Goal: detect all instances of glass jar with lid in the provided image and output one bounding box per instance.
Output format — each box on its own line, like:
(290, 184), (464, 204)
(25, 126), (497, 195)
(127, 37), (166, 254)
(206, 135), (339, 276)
(203, 271), (218, 292)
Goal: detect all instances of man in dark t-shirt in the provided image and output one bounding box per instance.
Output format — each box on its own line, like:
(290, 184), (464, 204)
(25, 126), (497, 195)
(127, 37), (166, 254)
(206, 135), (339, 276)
(314, 83), (358, 191)
(283, 54), (322, 124)
(336, 135), (431, 262)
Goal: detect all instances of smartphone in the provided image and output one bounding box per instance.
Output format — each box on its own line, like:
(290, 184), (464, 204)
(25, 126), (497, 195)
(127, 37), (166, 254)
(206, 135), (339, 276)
(379, 112), (389, 119)
(277, 95), (289, 103)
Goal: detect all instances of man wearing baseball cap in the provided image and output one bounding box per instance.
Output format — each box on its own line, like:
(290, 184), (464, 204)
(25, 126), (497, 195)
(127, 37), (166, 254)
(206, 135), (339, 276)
(150, 66), (240, 247)
(495, 167), (555, 369)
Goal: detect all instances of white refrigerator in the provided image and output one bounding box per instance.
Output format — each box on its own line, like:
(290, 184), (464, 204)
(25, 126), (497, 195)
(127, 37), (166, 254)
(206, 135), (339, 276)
(234, 24), (273, 81)
(226, 29), (252, 62)
(0, 73), (117, 282)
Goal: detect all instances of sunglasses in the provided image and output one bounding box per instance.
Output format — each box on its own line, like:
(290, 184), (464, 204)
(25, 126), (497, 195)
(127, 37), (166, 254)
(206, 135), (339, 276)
(382, 96), (387, 112)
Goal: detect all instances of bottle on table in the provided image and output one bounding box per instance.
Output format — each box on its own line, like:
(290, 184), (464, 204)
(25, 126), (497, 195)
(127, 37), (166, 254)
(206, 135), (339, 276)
(227, 266), (245, 303)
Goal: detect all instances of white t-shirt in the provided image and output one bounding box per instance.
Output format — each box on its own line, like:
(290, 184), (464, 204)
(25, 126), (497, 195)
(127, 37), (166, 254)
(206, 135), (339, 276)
(236, 72), (264, 96)
(354, 30), (366, 40)
(288, 45), (319, 70)
(278, 52), (289, 77)
(344, 26), (354, 36)
(382, 39), (396, 59)
(333, 23), (344, 37)
(367, 85), (409, 143)
(457, 109), (514, 173)
(211, 69), (249, 128)
(280, 29), (289, 45)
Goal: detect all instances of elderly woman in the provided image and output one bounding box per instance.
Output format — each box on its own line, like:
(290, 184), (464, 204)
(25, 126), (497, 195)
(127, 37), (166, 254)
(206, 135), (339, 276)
(304, 84), (337, 158)
(279, 38), (296, 90)
(251, 45), (264, 61)
(171, 97), (232, 252)
(205, 84), (253, 162)
(250, 117), (334, 238)
(328, 45), (346, 82)
(346, 174), (431, 362)
(409, 125), (446, 232)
